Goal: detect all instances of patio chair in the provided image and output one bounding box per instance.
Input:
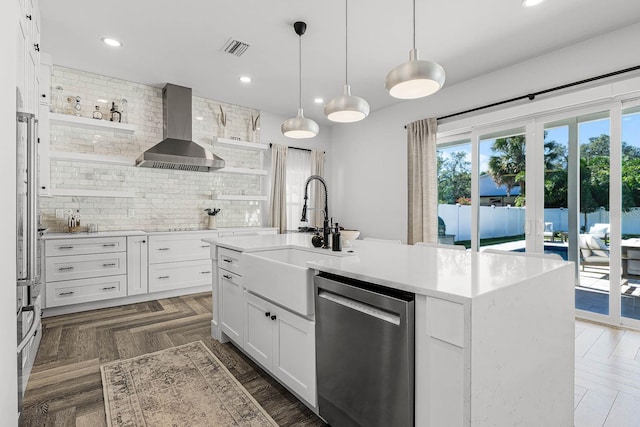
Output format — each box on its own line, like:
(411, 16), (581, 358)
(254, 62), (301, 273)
(578, 234), (610, 271)
(543, 222), (555, 241)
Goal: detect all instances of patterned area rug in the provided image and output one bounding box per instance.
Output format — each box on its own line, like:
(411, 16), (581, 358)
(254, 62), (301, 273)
(100, 341), (278, 427)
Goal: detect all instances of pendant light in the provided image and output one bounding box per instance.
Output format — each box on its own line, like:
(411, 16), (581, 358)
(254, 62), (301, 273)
(282, 21), (319, 139)
(385, 0), (446, 99)
(324, 0), (370, 123)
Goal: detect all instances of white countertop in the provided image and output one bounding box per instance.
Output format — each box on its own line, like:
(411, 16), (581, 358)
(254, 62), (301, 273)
(207, 234), (573, 300)
(42, 229), (147, 239)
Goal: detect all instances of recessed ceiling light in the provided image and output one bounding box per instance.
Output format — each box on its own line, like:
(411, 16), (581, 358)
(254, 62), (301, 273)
(195, 116), (204, 120)
(522, 0), (545, 7)
(97, 98), (108, 103)
(102, 38), (122, 47)
(239, 76), (252, 83)
(314, 97), (324, 104)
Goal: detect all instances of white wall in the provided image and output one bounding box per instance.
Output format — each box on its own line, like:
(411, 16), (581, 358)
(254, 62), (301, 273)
(330, 23), (640, 243)
(260, 110), (333, 226)
(2, 1), (18, 423)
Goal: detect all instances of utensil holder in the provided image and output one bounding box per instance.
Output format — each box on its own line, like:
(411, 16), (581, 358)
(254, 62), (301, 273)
(207, 216), (217, 230)
(68, 225), (80, 233)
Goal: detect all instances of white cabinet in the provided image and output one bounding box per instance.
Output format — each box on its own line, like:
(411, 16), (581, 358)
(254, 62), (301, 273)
(147, 232), (217, 293)
(44, 236), (128, 308)
(219, 269), (244, 346)
(127, 236), (148, 296)
(245, 292), (316, 406)
(16, 0), (40, 115)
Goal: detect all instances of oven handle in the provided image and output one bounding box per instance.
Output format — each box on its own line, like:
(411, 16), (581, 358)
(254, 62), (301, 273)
(17, 304), (40, 354)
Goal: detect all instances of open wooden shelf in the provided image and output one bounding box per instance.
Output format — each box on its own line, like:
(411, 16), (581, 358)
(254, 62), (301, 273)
(49, 151), (136, 166)
(214, 195), (268, 201)
(50, 113), (137, 134)
(214, 137), (268, 150)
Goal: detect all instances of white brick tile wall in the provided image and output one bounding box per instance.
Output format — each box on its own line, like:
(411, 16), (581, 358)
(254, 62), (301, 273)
(41, 66), (267, 232)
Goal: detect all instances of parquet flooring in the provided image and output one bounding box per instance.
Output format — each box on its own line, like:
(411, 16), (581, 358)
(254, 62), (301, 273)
(19, 293), (326, 427)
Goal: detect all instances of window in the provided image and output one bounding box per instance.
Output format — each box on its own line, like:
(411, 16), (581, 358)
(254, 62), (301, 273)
(285, 149), (311, 231)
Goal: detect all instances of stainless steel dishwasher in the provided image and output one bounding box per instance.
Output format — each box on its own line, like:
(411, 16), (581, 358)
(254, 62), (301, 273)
(315, 273), (415, 427)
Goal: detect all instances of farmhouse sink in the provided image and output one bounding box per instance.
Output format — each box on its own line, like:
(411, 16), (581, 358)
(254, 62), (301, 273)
(243, 248), (344, 316)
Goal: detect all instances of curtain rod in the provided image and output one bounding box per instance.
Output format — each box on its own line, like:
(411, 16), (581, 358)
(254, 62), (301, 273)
(269, 143), (325, 153)
(404, 64), (640, 128)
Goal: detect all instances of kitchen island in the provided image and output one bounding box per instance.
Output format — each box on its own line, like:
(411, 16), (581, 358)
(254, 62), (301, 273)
(203, 234), (575, 427)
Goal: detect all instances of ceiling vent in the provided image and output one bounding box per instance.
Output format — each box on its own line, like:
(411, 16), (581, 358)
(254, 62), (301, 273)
(222, 38), (250, 57)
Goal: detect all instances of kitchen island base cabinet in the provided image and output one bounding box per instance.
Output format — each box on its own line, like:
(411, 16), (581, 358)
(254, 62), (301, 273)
(415, 264), (575, 427)
(219, 270), (244, 346)
(245, 292), (316, 407)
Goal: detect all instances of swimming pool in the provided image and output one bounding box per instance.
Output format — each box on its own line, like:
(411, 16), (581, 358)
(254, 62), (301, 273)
(514, 245), (568, 260)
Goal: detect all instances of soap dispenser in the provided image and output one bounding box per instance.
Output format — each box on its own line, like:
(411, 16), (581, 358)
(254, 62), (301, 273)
(312, 228), (324, 248)
(332, 222), (342, 252)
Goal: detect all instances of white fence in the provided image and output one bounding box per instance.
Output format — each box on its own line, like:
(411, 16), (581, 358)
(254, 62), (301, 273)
(438, 205), (640, 242)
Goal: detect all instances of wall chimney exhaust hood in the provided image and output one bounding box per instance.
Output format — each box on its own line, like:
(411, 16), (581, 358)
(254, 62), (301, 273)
(136, 83), (225, 172)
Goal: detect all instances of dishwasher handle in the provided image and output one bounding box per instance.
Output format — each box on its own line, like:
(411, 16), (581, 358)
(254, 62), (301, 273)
(318, 290), (400, 325)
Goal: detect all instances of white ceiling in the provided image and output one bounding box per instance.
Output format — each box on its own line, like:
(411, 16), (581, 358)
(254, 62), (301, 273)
(41, 0), (640, 126)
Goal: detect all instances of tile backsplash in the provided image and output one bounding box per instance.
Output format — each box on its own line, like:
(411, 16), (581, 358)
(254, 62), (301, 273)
(40, 66), (266, 232)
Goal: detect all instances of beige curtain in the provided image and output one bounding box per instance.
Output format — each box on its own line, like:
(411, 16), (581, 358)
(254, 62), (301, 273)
(311, 150), (325, 228)
(407, 118), (438, 245)
(269, 144), (288, 233)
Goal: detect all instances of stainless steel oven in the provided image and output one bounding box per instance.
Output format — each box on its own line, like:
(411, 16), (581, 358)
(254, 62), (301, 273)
(315, 273), (415, 427)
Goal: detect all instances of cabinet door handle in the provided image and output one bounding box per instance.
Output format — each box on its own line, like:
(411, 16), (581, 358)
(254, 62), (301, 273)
(102, 286), (116, 291)
(33, 43), (40, 52)
(58, 266), (74, 271)
(59, 291), (74, 296)
(201, 245), (209, 248)
(271, 315), (277, 321)
(222, 258), (232, 263)
(223, 274), (232, 280)
(26, 14), (32, 20)
(265, 312), (271, 317)
(158, 275), (170, 279)
(158, 247), (170, 251)
(58, 246), (74, 249)
(141, 240), (146, 243)
(102, 263), (116, 267)
(200, 271), (211, 274)
(103, 243), (117, 247)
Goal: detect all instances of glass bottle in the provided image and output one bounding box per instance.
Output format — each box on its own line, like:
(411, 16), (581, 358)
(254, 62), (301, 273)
(110, 102), (121, 123)
(73, 96), (82, 117)
(53, 86), (64, 113)
(120, 98), (128, 124)
(92, 105), (103, 120)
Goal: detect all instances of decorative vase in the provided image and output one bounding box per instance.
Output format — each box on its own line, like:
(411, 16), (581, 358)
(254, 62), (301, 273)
(207, 215), (217, 230)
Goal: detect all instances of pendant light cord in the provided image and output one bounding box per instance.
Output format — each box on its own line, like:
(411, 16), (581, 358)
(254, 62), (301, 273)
(298, 34), (302, 109)
(412, 0), (416, 50)
(345, 0), (349, 85)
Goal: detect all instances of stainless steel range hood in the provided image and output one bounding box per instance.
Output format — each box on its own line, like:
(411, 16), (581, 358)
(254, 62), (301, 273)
(136, 83), (225, 172)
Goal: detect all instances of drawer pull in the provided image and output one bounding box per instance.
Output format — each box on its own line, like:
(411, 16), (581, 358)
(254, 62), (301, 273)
(58, 291), (74, 296)
(158, 247), (170, 251)
(58, 266), (74, 271)
(201, 271), (211, 274)
(102, 286), (117, 291)
(222, 258), (232, 263)
(201, 245), (210, 248)
(158, 275), (170, 279)
(223, 274), (232, 280)
(102, 263), (117, 267)
(271, 315), (277, 321)
(102, 243), (117, 247)
(265, 311), (271, 317)
(58, 246), (74, 249)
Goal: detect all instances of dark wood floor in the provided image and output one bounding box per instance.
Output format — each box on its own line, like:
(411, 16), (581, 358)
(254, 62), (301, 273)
(20, 293), (326, 427)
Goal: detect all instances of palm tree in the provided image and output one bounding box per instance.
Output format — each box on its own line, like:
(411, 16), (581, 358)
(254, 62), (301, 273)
(488, 135), (526, 203)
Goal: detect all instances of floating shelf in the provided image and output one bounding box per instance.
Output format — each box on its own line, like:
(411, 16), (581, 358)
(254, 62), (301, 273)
(214, 195), (268, 201)
(49, 189), (135, 198)
(214, 137), (268, 150)
(218, 166), (268, 176)
(49, 151), (136, 166)
(50, 113), (137, 134)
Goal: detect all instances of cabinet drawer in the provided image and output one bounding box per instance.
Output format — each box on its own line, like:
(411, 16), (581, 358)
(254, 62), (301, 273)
(46, 252), (126, 282)
(149, 259), (213, 293)
(218, 248), (242, 275)
(426, 297), (464, 347)
(45, 275), (127, 308)
(149, 235), (213, 264)
(46, 237), (126, 256)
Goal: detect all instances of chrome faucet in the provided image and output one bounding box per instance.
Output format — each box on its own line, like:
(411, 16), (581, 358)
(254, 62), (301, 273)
(301, 175), (329, 249)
